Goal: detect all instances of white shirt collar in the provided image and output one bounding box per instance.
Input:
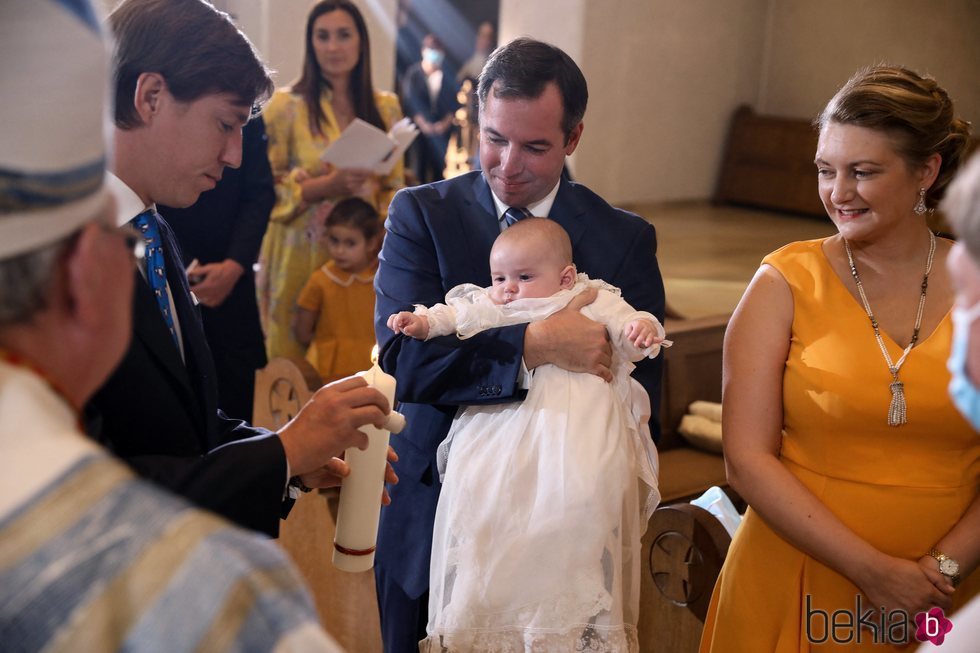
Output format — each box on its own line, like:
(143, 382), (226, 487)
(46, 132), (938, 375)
(105, 173), (186, 362)
(489, 178), (561, 222)
(107, 172), (154, 226)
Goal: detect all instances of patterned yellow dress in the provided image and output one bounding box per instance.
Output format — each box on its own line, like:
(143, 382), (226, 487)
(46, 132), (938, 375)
(258, 88), (403, 360)
(700, 239), (979, 652)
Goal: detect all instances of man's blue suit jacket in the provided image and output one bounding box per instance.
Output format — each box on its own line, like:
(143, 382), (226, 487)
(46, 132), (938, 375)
(374, 171), (665, 598)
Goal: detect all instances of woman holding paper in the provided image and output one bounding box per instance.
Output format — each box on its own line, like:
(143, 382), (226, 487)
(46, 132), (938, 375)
(259, 0), (405, 360)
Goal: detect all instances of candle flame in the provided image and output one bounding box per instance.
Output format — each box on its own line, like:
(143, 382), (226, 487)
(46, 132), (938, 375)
(371, 344), (379, 365)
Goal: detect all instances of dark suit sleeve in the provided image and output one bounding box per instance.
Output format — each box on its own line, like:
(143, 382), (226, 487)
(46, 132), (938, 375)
(375, 189), (528, 406)
(225, 117), (274, 270)
(122, 432), (288, 536)
(610, 218), (665, 441)
(87, 373), (288, 537)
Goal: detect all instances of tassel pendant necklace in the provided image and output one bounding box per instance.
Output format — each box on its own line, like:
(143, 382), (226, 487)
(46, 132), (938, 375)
(843, 230), (936, 426)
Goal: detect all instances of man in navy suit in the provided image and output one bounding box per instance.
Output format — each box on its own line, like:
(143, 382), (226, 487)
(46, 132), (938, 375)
(87, 0), (392, 538)
(374, 37), (666, 651)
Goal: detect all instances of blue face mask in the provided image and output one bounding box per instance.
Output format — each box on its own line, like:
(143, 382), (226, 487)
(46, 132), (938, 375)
(422, 47), (445, 67)
(948, 301), (980, 430)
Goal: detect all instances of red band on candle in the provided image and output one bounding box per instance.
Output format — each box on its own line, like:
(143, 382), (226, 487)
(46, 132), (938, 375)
(334, 542), (377, 556)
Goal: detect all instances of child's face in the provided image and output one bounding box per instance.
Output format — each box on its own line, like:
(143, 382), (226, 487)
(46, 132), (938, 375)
(323, 224), (376, 274)
(488, 238), (574, 304)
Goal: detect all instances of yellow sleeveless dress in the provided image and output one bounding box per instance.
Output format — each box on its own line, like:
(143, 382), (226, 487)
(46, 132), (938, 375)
(699, 239), (979, 652)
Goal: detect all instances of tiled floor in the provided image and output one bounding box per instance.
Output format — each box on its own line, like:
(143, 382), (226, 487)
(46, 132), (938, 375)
(623, 202), (837, 318)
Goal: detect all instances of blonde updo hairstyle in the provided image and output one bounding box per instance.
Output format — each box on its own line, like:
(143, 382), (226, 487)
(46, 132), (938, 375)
(817, 65), (972, 209)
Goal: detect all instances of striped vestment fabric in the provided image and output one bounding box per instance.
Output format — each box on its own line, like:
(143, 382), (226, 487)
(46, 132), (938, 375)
(0, 455), (341, 653)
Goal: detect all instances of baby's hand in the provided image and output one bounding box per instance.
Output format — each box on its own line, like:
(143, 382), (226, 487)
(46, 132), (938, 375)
(625, 319), (664, 349)
(387, 311), (430, 339)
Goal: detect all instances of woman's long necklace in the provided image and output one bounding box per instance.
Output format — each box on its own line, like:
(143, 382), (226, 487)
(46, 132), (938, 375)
(843, 230), (936, 426)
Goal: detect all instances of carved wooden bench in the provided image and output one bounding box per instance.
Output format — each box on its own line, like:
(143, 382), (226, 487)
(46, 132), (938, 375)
(253, 357), (382, 653)
(638, 504), (732, 652)
(658, 314), (730, 504)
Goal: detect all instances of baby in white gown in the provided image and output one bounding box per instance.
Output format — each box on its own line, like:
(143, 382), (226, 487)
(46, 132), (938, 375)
(388, 218), (665, 653)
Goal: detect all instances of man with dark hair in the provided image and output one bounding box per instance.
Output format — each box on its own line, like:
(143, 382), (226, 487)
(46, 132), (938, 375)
(0, 1), (342, 649)
(110, 0), (273, 130)
(87, 0), (393, 538)
(374, 36), (665, 651)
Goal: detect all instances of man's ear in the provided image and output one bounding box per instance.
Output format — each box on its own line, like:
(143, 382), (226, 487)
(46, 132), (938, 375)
(563, 122), (584, 155)
(559, 264), (577, 289)
(133, 72), (168, 125)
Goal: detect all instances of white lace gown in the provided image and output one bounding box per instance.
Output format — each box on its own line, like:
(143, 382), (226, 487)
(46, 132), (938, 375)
(419, 275), (662, 653)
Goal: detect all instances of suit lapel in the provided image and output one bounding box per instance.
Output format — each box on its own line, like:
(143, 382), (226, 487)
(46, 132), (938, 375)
(131, 269), (194, 394)
(467, 173), (502, 251)
(445, 173), (499, 287)
(157, 215), (214, 438)
(549, 178), (588, 249)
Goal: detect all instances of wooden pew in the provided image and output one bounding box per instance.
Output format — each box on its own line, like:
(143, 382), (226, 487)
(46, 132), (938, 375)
(638, 504), (732, 652)
(253, 357), (382, 653)
(657, 314), (730, 503)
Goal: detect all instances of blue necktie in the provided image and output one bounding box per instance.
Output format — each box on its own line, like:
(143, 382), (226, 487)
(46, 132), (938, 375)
(503, 206), (531, 228)
(131, 210), (178, 348)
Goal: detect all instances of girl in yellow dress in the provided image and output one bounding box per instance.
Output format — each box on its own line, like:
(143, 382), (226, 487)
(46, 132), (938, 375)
(293, 197), (381, 382)
(259, 0), (404, 360)
(701, 66), (978, 651)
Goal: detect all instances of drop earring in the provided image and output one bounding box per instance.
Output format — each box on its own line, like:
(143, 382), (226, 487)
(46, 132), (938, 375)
(913, 188), (928, 216)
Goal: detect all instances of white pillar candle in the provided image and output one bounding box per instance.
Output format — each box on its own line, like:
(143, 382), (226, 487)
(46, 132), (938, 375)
(333, 351), (404, 572)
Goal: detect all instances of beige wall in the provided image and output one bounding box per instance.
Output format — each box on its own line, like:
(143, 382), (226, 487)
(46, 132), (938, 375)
(498, 0), (979, 206)
(578, 0), (769, 205)
(497, 0), (769, 205)
(760, 0), (980, 123)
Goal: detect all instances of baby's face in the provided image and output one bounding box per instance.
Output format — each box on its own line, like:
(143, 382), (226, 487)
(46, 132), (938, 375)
(488, 239), (571, 304)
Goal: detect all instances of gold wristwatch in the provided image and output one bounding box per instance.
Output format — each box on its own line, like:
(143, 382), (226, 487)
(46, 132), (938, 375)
(927, 548), (961, 587)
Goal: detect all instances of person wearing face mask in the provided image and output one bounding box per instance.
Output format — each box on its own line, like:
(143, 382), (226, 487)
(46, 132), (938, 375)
(401, 34), (460, 183)
(943, 153), (980, 430)
(700, 66), (979, 652)
(911, 151), (980, 653)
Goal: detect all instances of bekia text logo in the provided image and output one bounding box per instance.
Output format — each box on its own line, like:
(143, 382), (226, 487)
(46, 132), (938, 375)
(806, 595), (954, 645)
(914, 607), (953, 646)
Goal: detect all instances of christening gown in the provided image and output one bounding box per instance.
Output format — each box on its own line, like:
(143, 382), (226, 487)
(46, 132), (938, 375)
(699, 240), (980, 652)
(419, 275), (663, 653)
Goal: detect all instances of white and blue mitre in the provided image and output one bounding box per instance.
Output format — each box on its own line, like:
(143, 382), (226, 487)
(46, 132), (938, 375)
(0, 0), (112, 260)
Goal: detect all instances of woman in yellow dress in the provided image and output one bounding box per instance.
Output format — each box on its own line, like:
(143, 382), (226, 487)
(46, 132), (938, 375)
(700, 66), (979, 651)
(259, 0), (404, 360)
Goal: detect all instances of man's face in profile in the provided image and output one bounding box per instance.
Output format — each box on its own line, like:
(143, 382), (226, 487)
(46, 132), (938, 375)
(479, 82), (582, 208)
(144, 87), (250, 208)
